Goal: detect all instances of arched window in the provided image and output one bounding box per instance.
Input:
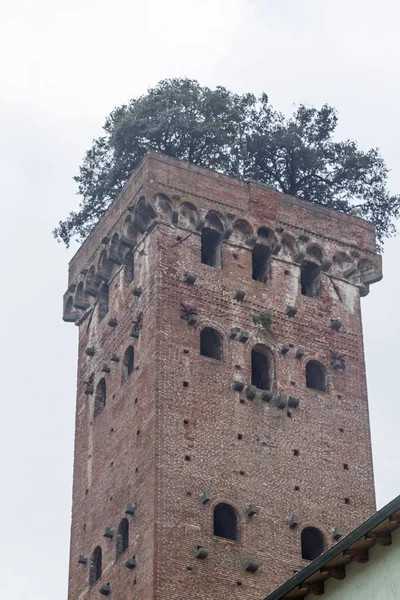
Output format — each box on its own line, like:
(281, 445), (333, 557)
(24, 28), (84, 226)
(123, 250), (134, 287)
(301, 260), (321, 298)
(251, 346), (270, 390)
(306, 361), (327, 392)
(122, 346), (134, 382)
(200, 328), (222, 360)
(116, 518), (129, 559)
(213, 503), (238, 541)
(201, 228), (222, 268)
(94, 378), (106, 417)
(89, 546), (102, 585)
(301, 527), (325, 561)
(74, 282), (90, 310)
(98, 283), (109, 320)
(252, 244), (271, 282)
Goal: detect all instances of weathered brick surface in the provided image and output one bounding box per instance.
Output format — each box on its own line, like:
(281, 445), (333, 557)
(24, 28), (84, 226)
(65, 152), (381, 600)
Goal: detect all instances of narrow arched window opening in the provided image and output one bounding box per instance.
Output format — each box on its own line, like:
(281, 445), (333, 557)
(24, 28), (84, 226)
(301, 261), (321, 298)
(98, 283), (109, 320)
(94, 378), (106, 417)
(251, 347), (270, 390)
(306, 361), (326, 392)
(116, 518), (129, 559)
(252, 244), (271, 282)
(200, 328), (222, 360)
(123, 250), (134, 287)
(122, 346), (134, 382)
(301, 527), (325, 561)
(214, 503), (238, 541)
(201, 228), (221, 268)
(89, 546), (102, 585)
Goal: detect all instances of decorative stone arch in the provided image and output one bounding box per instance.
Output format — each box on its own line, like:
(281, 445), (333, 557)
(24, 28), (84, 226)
(154, 193), (173, 222)
(122, 215), (136, 240)
(358, 258), (382, 285)
(178, 202), (198, 229)
(63, 295), (79, 322)
(205, 210), (225, 232)
(257, 226), (276, 245)
(332, 250), (353, 276)
(305, 359), (328, 392)
(74, 281), (90, 310)
(280, 233), (299, 262)
(213, 501), (240, 542)
(306, 243), (324, 264)
(250, 343), (274, 391)
(97, 249), (113, 282)
(230, 219), (253, 245)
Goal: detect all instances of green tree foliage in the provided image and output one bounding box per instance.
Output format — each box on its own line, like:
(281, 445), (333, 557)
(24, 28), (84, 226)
(54, 78), (399, 249)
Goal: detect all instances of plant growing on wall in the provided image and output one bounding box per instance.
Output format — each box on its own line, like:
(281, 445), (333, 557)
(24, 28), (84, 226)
(252, 312), (272, 331)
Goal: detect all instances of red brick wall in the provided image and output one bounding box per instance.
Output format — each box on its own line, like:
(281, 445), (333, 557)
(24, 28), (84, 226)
(66, 153), (380, 600)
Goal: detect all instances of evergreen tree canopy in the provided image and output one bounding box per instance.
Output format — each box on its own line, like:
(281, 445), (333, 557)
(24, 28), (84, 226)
(54, 78), (399, 249)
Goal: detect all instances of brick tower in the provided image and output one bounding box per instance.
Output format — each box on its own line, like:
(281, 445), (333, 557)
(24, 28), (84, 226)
(64, 152), (382, 600)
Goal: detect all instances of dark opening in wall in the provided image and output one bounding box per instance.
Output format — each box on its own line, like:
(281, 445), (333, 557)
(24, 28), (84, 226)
(251, 346), (270, 390)
(201, 228), (221, 268)
(301, 527), (325, 561)
(200, 328), (222, 360)
(213, 503), (238, 541)
(123, 250), (134, 287)
(94, 379), (106, 417)
(306, 361), (327, 391)
(89, 546), (102, 585)
(98, 283), (109, 320)
(122, 346), (134, 383)
(301, 261), (321, 298)
(116, 518), (129, 559)
(252, 244), (271, 282)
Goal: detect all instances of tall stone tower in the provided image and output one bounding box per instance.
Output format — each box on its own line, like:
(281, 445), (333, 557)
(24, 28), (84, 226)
(64, 152), (382, 600)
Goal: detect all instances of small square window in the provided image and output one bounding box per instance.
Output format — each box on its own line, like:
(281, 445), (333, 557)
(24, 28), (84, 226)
(344, 497), (350, 504)
(237, 434), (243, 440)
(293, 449), (299, 456)
(183, 381), (189, 388)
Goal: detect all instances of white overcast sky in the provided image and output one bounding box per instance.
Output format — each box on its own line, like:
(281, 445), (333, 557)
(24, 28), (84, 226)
(0, 0), (399, 597)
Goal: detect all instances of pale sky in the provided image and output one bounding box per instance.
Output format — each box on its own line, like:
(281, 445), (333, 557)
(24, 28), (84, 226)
(0, 0), (399, 597)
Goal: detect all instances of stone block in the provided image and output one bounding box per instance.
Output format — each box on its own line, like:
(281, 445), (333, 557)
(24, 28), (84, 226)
(343, 265), (357, 278)
(330, 318), (342, 331)
(199, 491), (212, 505)
(246, 385), (257, 400)
(288, 396), (299, 409)
(63, 313), (79, 323)
(84, 285), (99, 297)
(184, 273), (197, 284)
(196, 547), (209, 559)
(124, 556), (137, 569)
(195, 216), (206, 231)
(234, 290), (246, 301)
(107, 251), (123, 265)
(246, 234), (258, 246)
(361, 272), (382, 285)
(245, 504), (258, 517)
(130, 329), (140, 339)
(77, 554), (87, 565)
(108, 318), (118, 327)
(101, 364), (111, 374)
(276, 394), (288, 409)
(74, 300), (90, 311)
(244, 559), (259, 572)
(261, 390), (273, 402)
(120, 235), (135, 248)
(110, 354), (120, 362)
(359, 284), (370, 297)
(84, 384), (94, 395)
(281, 344), (290, 355)
(332, 526), (343, 540)
(321, 258), (332, 272)
(288, 514), (299, 528)
(294, 250), (306, 263)
(222, 226), (233, 239)
(99, 584), (111, 596)
(286, 305), (297, 318)
(295, 347), (305, 359)
(232, 380), (245, 392)
(275, 225), (285, 233)
(85, 346), (95, 357)
(298, 234), (309, 242)
(239, 330), (250, 343)
(103, 527), (114, 539)
(229, 327), (240, 339)
(124, 502), (137, 515)
(101, 236), (110, 244)
(133, 286), (142, 297)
